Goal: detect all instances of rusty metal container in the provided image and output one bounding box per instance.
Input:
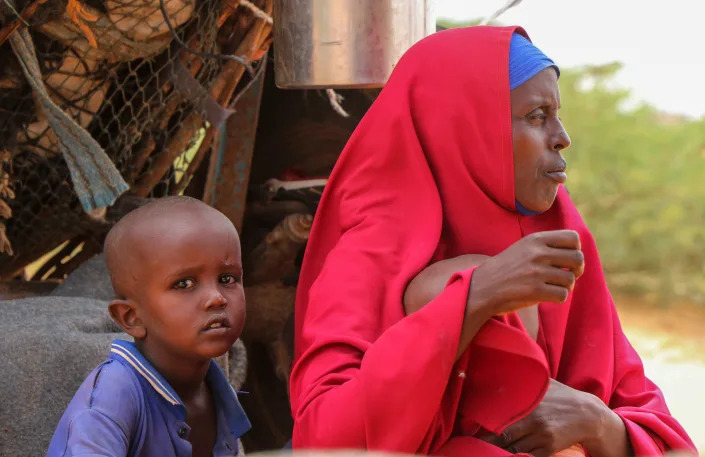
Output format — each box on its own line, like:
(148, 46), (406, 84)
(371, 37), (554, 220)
(273, 0), (435, 89)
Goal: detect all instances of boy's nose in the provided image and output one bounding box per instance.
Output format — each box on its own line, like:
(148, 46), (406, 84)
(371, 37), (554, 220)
(204, 289), (227, 310)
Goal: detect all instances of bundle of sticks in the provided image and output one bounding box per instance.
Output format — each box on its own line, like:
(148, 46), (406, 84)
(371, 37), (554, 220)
(0, 0), (273, 279)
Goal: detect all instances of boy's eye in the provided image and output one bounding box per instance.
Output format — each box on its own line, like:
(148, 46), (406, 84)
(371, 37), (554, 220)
(173, 279), (194, 289)
(219, 274), (240, 285)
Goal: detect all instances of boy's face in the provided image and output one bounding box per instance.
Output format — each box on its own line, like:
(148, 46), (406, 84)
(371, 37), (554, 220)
(130, 210), (245, 362)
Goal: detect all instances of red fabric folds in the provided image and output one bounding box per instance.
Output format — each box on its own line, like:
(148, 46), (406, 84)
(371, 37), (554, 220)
(289, 25), (696, 456)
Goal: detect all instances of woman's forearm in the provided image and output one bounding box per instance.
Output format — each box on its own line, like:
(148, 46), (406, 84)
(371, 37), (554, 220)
(404, 254), (490, 313)
(454, 291), (494, 360)
(403, 254), (492, 360)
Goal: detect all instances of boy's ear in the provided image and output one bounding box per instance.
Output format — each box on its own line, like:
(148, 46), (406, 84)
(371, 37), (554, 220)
(108, 299), (146, 339)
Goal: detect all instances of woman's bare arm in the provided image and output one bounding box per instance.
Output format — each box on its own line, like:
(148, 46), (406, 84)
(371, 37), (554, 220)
(403, 254), (491, 360)
(403, 254), (490, 315)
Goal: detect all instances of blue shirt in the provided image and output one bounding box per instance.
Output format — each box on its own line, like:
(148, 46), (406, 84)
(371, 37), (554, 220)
(46, 340), (251, 457)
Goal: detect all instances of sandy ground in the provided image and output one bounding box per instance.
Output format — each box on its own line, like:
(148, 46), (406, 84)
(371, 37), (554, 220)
(617, 298), (705, 454)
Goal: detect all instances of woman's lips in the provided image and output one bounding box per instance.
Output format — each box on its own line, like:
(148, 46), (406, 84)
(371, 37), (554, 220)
(546, 171), (567, 183)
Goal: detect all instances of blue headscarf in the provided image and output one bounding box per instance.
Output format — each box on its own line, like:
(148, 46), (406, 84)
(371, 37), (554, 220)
(509, 33), (559, 90)
(509, 33), (559, 215)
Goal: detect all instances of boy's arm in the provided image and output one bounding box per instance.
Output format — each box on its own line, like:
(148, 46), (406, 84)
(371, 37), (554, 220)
(403, 254), (490, 315)
(61, 409), (130, 456)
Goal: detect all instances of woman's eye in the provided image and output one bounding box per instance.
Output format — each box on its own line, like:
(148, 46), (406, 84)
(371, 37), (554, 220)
(173, 279), (194, 289)
(219, 274), (240, 285)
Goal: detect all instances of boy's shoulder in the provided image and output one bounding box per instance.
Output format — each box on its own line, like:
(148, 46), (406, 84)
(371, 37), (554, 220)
(91, 357), (145, 408)
(46, 357), (145, 456)
(66, 356), (145, 426)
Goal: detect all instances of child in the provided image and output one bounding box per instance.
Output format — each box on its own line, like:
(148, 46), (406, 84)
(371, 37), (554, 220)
(47, 196), (250, 457)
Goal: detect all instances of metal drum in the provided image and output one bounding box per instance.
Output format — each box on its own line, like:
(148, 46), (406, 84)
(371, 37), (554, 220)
(273, 0), (435, 89)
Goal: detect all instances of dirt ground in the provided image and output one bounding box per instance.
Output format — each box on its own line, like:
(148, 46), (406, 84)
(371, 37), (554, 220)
(616, 297), (705, 454)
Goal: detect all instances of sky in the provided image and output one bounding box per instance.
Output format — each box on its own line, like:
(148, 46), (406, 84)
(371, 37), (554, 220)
(435, 0), (705, 118)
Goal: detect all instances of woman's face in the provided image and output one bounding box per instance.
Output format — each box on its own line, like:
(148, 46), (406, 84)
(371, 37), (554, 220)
(511, 67), (571, 213)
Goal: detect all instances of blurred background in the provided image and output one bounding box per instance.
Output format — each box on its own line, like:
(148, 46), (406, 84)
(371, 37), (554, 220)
(437, 0), (705, 451)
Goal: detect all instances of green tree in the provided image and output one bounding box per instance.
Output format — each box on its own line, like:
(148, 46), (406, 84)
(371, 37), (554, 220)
(559, 64), (705, 304)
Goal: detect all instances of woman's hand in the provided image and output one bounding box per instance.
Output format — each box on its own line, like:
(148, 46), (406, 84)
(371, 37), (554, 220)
(469, 230), (585, 316)
(480, 379), (630, 457)
(481, 379), (601, 455)
(403, 230), (584, 360)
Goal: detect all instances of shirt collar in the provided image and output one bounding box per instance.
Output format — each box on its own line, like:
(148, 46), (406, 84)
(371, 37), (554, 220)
(109, 339), (251, 438)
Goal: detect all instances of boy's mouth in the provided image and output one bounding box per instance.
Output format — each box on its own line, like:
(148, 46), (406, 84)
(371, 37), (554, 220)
(203, 315), (231, 332)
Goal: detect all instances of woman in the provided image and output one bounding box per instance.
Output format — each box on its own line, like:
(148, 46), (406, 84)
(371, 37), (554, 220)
(289, 26), (696, 457)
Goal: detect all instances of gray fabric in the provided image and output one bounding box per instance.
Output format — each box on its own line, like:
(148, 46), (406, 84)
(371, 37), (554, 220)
(51, 253), (115, 301)
(0, 296), (122, 457)
(0, 296), (249, 456)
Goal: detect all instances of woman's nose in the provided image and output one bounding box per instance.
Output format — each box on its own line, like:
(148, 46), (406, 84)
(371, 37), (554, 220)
(552, 121), (571, 151)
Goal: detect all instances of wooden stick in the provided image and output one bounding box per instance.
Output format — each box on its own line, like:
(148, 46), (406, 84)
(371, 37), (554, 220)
(133, 110), (203, 197)
(136, 18), (269, 197)
(211, 13), (266, 105)
(171, 123), (216, 195)
(218, 0), (239, 28)
(128, 135), (156, 183)
(48, 237), (101, 279)
(31, 236), (84, 280)
(239, 0), (272, 24)
(0, 0), (49, 46)
(130, 41), (205, 191)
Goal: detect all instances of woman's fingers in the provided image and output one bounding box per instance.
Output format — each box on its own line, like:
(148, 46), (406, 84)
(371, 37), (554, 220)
(536, 229), (581, 251)
(546, 248), (585, 278)
(542, 266), (576, 290)
(536, 283), (571, 304)
(503, 434), (552, 457)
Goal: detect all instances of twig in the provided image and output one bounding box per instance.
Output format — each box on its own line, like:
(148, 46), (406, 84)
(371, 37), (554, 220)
(171, 125), (215, 195)
(229, 57), (265, 108)
(326, 89), (350, 118)
(0, 0), (48, 46)
(48, 237), (101, 279)
(482, 0), (524, 25)
(31, 236), (84, 280)
(3, 0), (29, 25)
(128, 136), (156, 183)
(214, 4), (269, 105)
(133, 111), (203, 197)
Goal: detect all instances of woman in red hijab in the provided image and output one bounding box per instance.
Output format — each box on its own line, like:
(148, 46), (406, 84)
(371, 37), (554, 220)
(289, 26), (696, 457)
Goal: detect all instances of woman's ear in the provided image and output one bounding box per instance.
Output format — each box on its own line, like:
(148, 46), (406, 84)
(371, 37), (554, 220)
(108, 299), (146, 339)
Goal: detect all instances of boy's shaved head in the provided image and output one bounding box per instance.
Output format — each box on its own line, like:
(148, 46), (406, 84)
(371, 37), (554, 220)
(104, 196), (237, 299)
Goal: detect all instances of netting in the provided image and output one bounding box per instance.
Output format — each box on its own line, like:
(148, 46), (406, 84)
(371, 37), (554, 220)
(0, 0), (272, 279)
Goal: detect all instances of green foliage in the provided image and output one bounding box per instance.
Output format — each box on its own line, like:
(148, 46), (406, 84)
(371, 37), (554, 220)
(559, 64), (705, 304)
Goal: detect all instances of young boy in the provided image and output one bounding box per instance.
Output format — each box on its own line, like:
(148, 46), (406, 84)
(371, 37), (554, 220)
(47, 196), (250, 457)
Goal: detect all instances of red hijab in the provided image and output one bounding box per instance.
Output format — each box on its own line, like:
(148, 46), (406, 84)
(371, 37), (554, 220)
(290, 26), (695, 456)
